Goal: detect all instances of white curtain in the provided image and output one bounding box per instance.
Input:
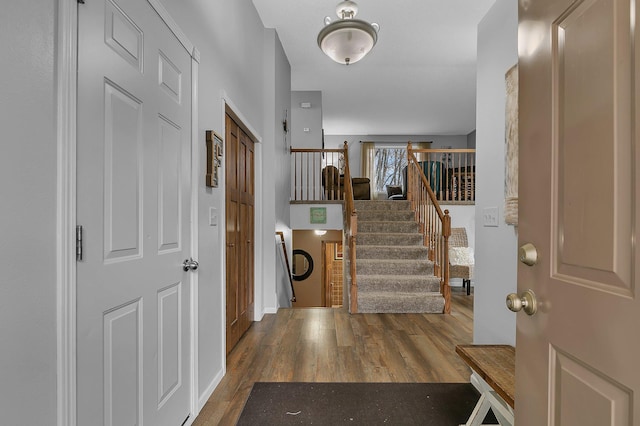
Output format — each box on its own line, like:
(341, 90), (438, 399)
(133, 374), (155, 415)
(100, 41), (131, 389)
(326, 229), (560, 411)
(360, 142), (375, 182)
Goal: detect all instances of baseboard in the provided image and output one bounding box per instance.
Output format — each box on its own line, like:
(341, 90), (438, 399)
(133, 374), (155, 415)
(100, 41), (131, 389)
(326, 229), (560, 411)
(198, 368), (225, 412)
(264, 307), (278, 314)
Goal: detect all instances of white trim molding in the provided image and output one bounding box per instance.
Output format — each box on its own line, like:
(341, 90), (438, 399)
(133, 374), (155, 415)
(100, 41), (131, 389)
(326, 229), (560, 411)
(188, 55), (200, 421)
(56, 1), (78, 425)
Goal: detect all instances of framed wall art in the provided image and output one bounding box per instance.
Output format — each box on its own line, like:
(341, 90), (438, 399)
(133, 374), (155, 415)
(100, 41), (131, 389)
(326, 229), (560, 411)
(205, 130), (223, 187)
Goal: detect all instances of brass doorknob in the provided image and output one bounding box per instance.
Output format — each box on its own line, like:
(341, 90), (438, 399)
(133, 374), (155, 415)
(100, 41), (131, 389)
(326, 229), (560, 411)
(506, 289), (538, 315)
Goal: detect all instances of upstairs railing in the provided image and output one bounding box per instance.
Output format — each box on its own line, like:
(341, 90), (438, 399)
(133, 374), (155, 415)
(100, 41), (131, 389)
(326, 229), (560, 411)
(407, 143), (452, 313)
(290, 147), (346, 202)
(412, 149), (476, 203)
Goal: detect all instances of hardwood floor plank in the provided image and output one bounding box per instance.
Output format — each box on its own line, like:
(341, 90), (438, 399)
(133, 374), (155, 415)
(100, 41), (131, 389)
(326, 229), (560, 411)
(193, 290), (475, 425)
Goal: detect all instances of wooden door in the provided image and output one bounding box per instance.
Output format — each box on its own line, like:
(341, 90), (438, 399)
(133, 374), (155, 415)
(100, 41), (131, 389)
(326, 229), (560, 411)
(225, 112), (255, 353)
(76, 0), (192, 424)
(518, 0), (639, 423)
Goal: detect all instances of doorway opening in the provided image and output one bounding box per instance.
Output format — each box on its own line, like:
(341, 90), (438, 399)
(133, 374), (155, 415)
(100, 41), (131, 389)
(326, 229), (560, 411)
(291, 229), (343, 308)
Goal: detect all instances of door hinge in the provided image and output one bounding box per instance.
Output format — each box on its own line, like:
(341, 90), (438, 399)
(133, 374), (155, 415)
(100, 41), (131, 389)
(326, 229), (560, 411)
(76, 225), (83, 261)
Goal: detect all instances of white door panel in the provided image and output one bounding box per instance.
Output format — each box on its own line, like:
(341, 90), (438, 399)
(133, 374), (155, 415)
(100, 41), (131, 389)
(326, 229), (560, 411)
(77, 0), (192, 424)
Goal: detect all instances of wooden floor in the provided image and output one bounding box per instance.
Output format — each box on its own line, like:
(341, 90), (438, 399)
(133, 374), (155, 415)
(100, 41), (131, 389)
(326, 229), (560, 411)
(193, 288), (474, 426)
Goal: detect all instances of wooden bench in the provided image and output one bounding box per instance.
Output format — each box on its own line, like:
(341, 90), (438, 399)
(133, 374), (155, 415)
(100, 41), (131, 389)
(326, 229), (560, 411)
(456, 345), (515, 426)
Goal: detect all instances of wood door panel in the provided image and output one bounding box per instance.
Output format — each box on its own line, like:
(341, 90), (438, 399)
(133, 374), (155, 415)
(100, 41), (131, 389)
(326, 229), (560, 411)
(553, 0), (634, 294)
(549, 347), (632, 425)
(225, 112), (254, 353)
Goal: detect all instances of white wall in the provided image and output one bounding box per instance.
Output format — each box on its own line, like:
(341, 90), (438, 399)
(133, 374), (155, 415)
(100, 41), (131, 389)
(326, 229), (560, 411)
(290, 205), (344, 231)
(263, 29), (293, 311)
(291, 91), (323, 148)
(0, 2), (57, 423)
(473, 0), (518, 345)
(161, 0), (292, 406)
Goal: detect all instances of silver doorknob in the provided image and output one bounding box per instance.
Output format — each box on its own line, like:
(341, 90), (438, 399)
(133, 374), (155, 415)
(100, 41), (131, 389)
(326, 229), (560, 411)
(506, 289), (537, 315)
(182, 258), (199, 271)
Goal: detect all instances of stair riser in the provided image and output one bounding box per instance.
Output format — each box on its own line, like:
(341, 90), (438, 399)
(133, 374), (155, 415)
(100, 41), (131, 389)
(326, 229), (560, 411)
(356, 260), (434, 275)
(357, 233), (423, 246)
(358, 210), (415, 222)
(357, 246), (429, 260)
(357, 293), (445, 314)
(357, 278), (441, 293)
(355, 200), (411, 211)
(358, 222), (419, 233)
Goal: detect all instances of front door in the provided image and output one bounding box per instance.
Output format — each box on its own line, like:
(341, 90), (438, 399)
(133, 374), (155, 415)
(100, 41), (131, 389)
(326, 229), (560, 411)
(518, 0), (639, 423)
(76, 0), (193, 424)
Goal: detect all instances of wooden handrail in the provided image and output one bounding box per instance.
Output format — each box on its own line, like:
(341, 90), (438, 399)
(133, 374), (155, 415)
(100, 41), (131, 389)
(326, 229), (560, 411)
(407, 142), (452, 313)
(341, 141), (358, 313)
(276, 232), (296, 303)
(290, 148), (344, 153)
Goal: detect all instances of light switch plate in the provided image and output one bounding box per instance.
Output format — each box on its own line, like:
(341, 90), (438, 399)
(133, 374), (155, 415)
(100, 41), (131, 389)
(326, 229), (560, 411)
(209, 207), (218, 226)
(483, 207), (499, 227)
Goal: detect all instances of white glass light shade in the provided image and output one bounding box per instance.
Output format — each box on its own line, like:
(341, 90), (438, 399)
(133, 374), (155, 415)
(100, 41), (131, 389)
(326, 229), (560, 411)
(317, 19), (378, 65)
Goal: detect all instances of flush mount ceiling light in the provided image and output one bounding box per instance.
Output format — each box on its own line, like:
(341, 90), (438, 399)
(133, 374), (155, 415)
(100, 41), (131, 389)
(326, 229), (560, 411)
(317, 1), (379, 65)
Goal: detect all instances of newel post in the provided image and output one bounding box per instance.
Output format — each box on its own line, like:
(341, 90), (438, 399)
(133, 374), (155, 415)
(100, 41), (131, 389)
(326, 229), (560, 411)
(407, 142), (413, 206)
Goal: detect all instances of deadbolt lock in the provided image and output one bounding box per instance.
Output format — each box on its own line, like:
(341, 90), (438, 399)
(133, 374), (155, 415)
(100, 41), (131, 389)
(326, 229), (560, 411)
(519, 243), (538, 266)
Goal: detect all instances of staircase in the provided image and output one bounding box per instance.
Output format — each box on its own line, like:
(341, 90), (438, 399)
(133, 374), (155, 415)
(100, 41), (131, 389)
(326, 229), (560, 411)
(352, 200), (445, 313)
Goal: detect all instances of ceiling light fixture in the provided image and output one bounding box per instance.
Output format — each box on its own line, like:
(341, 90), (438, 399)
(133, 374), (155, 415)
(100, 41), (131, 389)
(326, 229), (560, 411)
(317, 1), (379, 65)
(314, 230), (328, 236)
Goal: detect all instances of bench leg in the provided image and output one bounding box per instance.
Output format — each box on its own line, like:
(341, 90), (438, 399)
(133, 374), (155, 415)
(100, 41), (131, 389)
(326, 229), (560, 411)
(460, 390), (514, 426)
(485, 391), (514, 426)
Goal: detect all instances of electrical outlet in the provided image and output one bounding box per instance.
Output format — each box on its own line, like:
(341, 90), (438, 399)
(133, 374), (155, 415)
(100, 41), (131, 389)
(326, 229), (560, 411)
(483, 207), (499, 227)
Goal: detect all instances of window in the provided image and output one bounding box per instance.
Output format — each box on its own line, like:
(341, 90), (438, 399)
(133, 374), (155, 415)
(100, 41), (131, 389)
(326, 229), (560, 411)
(373, 148), (407, 194)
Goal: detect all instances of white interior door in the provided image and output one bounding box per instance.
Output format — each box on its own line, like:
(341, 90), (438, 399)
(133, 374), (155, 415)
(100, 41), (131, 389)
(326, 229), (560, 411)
(76, 0), (193, 424)
(517, 0), (639, 423)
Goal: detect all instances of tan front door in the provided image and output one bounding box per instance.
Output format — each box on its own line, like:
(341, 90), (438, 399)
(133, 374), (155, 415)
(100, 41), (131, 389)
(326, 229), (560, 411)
(517, 0), (639, 423)
(225, 112), (255, 354)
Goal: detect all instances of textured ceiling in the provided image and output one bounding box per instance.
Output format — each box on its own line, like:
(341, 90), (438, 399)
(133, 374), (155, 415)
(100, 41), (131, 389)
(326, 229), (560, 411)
(252, 0), (496, 135)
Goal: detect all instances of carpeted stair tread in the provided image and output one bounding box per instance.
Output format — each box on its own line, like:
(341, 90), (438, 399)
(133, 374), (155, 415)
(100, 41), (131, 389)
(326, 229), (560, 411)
(357, 245), (429, 260)
(357, 275), (441, 292)
(358, 291), (445, 314)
